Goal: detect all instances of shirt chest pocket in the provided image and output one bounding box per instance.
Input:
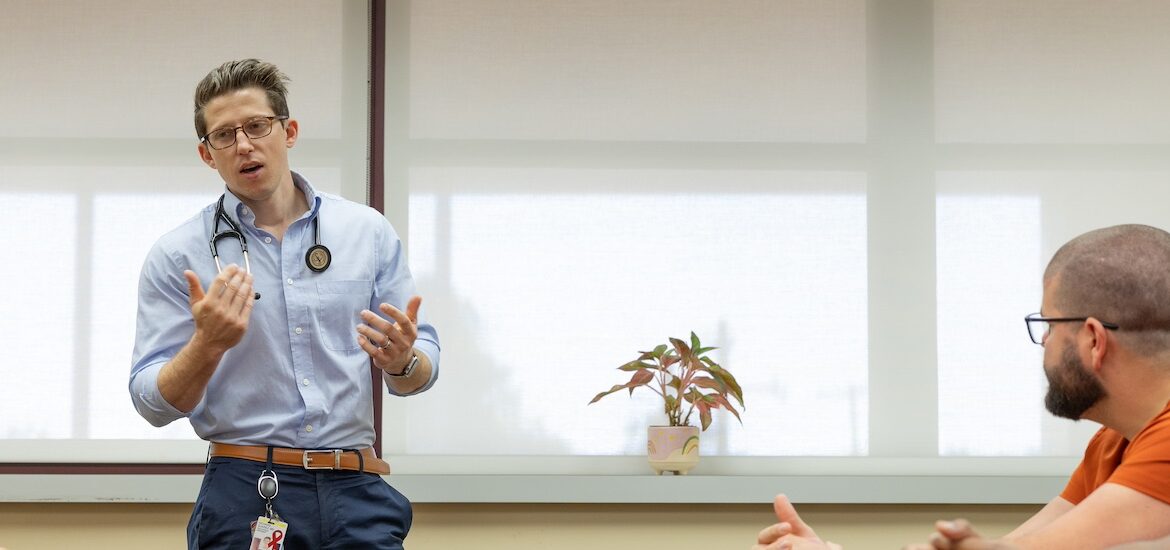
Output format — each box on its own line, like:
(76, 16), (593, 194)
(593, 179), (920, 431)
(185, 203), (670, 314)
(315, 280), (374, 351)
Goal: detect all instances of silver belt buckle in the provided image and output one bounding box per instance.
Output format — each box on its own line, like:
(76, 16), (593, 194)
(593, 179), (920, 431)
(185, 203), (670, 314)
(303, 449), (342, 469)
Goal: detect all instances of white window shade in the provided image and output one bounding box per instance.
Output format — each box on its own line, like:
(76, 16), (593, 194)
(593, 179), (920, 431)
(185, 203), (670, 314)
(395, 168), (868, 457)
(0, 193), (77, 438)
(0, 0), (347, 140)
(935, 0), (1170, 144)
(408, 0), (866, 142)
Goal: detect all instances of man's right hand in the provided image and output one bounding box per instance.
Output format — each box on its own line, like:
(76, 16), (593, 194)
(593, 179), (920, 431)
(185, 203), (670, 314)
(185, 265), (254, 355)
(157, 266), (255, 413)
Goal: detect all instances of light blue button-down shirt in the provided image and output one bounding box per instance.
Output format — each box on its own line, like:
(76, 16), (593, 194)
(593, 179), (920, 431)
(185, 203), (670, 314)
(129, 173), (439, 448)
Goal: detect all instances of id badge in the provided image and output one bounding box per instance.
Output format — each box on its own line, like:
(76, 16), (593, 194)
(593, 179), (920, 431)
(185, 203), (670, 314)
(250, 516), (289, 550)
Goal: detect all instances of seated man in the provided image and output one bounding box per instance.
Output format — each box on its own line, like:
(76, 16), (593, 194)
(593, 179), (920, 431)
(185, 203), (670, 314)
(754, 225), (1170, 550)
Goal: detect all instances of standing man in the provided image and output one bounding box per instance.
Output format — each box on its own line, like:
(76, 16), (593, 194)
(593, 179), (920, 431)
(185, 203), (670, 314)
(130, 59), (439, 549)
(753, 224), (1170, 550)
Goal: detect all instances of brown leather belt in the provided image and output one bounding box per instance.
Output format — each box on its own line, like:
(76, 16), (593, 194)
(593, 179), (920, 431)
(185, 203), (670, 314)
(209, 442), (390, 475)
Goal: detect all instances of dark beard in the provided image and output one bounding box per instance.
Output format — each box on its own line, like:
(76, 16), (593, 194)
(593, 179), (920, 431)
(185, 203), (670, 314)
(1044, 343), (1106, 420)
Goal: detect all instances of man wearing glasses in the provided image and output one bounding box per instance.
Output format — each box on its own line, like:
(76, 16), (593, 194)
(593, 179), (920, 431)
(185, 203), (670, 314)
(130, 59), (440, 549)
(754, 225), (1170, 550)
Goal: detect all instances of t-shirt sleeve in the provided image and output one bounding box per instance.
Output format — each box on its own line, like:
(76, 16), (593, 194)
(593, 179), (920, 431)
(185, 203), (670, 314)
(1107, 409), (1170, 505)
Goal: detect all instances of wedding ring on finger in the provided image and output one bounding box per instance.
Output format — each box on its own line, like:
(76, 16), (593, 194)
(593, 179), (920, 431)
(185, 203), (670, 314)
(377, 334), (393, 349)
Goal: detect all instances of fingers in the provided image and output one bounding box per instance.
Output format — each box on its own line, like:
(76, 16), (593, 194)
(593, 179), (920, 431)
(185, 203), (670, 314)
(774, 494), (816, 538)
(186, 265), (252, 353)
(762, 534), (824, 550)
(219, 266), (246, 297)
(936, 519), (975, 540)
(758, 523), (792, 544)
(378, 301), (419, 339)
(357, 332), (384, 355)
(234, 272), (256, 314)
(929, 519), (980, 550)
(187, 266), (248, 305)
(405, 295), (422, 324)
(357, 311), (401, 350)
(359, 299), (421, 348)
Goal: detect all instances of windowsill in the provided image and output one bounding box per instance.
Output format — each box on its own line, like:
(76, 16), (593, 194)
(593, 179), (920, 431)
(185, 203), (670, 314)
(0, 472), (1067, 504)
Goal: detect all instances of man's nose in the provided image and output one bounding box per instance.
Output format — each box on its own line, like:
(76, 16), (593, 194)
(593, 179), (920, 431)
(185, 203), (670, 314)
(234, 129), (255, 153)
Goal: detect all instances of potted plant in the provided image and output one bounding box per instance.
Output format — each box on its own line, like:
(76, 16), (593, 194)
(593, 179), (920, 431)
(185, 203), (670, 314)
(589, 332), (744, 475)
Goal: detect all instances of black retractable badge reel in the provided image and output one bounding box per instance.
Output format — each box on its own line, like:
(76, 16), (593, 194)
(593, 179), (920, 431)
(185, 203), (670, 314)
(257, 448), (283, 522)
(305, 214), (331, 273)
(250, 447), (290, 544)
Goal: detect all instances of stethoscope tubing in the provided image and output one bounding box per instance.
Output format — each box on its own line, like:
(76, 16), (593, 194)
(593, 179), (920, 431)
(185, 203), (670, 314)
(209, 194), (331, 300)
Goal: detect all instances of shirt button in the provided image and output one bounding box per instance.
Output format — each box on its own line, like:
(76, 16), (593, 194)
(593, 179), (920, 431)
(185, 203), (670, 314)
(294, 327), (303, 335)
(305, 425), (313, 432)
(264, 236), (272, 244)
(303, 378), (310, 386)
(287, 278), (294, 285)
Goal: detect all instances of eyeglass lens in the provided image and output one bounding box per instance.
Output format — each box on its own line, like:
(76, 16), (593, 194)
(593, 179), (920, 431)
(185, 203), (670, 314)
(1028, 318), (1049, 344)
(206, 118), (277, 149)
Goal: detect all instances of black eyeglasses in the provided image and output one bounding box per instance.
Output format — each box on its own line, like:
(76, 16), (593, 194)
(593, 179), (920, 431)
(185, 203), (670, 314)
(1024, 313), (1120, 345)
(200, 115), (288, 150)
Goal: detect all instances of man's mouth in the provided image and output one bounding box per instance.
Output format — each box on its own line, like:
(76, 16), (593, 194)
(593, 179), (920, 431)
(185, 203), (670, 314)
(240, 162), (263, 174)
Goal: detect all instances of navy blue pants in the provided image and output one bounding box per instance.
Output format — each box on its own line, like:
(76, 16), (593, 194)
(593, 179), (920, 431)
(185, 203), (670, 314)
(187, 457), (413, 549)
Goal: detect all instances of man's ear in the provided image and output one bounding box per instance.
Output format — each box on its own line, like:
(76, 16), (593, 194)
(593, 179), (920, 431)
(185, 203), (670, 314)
(197, 142), (216, 169)
(1084, 318), (1111, 372)
(284, 118), (298, 148)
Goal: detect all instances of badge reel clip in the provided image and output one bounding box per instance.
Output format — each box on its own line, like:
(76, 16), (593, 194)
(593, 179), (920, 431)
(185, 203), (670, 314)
(257, 469), (283, 522)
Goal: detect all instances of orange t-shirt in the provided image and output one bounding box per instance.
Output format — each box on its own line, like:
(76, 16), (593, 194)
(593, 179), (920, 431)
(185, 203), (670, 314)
(1060, 399), (1170, 506)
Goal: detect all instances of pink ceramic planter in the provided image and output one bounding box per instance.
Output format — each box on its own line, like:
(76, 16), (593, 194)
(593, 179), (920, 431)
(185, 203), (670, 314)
(647, 425), (700, 475)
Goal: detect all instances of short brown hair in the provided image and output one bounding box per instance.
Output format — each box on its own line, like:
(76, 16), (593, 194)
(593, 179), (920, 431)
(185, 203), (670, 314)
(193, 59), (290, 138)
(1045, 224), (1170, 354)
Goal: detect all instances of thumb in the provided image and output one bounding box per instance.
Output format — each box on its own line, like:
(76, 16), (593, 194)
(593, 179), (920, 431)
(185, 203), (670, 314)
(405, 295), (422, 323)
(774, 494), (815, 537)
(184, 270), (205, 305)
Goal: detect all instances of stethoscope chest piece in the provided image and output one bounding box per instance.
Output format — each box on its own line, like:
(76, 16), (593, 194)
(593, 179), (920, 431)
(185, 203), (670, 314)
(306, 244), (332, 272)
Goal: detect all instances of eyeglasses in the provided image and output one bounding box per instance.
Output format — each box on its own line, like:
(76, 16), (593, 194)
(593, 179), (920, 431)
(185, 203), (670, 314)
(200, 115), (288, 150)
(1024, 313), (1120, 345)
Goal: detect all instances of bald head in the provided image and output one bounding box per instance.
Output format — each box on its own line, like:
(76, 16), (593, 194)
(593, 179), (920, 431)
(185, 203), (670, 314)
(1045, 224), (1170, 355)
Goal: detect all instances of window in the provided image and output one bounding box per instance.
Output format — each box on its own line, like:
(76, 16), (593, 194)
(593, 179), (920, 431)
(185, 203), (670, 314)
(6, 0), (1169, 496)
(0, 0), (369, 461)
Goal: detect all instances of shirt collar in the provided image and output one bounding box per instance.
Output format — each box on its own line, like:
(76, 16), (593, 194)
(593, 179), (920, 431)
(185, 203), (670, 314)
(220, 171), (322, 229)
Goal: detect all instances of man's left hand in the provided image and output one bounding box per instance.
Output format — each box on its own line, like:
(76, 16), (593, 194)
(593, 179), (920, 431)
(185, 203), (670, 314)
(358, 296), (422, 374)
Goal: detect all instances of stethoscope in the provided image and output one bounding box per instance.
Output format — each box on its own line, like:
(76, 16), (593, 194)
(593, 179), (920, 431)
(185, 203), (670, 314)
(210, 194), (332, 300)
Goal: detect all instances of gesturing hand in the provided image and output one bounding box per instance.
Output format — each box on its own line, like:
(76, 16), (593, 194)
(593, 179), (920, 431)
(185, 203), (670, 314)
(357, 296), (422, 374)
(754, 494), (842, 550)
(184, 265), (255, 354)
